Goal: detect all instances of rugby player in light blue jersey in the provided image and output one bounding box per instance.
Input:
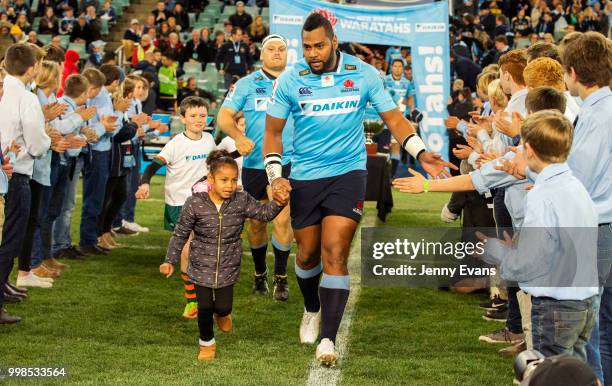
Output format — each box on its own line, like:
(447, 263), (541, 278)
(218, 34), (295, 302)
(384, 58), (415, 114)
(261, 13), (456, 366)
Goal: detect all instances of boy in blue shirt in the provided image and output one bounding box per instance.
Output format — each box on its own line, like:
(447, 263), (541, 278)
(482, 110), (599, 361)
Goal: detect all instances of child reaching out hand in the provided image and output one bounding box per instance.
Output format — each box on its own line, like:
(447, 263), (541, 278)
(159, 150), (289, 361)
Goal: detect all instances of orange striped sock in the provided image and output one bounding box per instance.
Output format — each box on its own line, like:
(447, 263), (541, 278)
(181, 272), (197, 304)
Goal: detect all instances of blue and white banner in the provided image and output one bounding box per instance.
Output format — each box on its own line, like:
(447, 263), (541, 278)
(270, 0), (450, 157)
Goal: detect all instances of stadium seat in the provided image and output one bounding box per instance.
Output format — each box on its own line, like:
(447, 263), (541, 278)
(188, 12), (197, 26)
(183, 62), (202, 74)
(59, 35), (70, 48)
(32, 17), (40, 32)
(38, 34), (52, 45)
(202, 7), (221, 18)
(197, 17), (214, 27)
(101, 19), (109, 35)
(222, 5), (236, 16)
(515, 37), (530, 49)
(213, 23), (224, 33)
(68, 42), (87, 59)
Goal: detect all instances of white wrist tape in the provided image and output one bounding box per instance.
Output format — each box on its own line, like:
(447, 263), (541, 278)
(264, 153), (282, 184)
(402, 134), (427, 159)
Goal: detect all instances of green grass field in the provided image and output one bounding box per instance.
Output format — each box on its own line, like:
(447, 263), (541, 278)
(1, 181), (513, 385)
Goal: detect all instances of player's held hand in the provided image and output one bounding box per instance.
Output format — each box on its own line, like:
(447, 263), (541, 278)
(418, 152), (458, 178)
(271, 177), (292, 195)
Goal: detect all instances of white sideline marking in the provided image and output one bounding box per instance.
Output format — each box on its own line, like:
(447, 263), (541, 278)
(305, 213), (376, 386)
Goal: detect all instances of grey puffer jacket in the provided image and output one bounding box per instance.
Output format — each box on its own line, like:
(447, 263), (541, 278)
(165, 190), (283, 288)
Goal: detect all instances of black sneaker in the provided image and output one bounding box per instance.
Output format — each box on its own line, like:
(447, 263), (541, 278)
(80, 245), (108, 256)
(67, 245), (85, 257)
(253, 272), (269, 295)
(115, 225), (139, 236)
(54, 246), (85, 260)
(273, 275), (289, 302)
(482, 306), (508, 322)
(479, 295), (507, 311)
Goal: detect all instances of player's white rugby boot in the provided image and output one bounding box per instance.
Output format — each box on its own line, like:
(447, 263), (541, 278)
(299, 308), (321, 344)
(316, 338), (338, 367)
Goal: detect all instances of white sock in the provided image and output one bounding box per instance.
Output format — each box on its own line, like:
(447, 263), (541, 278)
(199, 338), (215, 347)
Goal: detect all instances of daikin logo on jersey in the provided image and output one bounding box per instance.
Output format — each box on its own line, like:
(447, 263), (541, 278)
(299, 96), (360, 116)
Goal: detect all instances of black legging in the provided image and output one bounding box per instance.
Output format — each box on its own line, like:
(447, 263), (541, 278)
(195, 284), (234, 342)
(98, 175), (127, 235)
(19, 179), (43, 271)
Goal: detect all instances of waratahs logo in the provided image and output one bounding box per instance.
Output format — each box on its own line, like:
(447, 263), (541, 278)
(313, 8), (338, 27)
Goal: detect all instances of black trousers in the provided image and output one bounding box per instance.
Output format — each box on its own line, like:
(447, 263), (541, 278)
(0, 173), (32, 307)
(19, 179), (44, 271)
(98, 175), (127, 235)
(195, 284), (234, 342)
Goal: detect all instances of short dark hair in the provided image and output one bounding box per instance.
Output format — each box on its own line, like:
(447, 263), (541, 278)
(43, 45), (65, 64)
(63, 74), (89, 99)
(494, 35), (508, 45)
(102, 51), (115, 64)
(99, 64), (121, 86)
(526, 42), (560, 63)
(179, 96), (209, 116)
(302, 12), (334, 39)
(525, 86), (567, 114)
(561, 31), (612, 88)
(231, 26), (242, 35)
(206, 149), (238, 174)
(391, 58), (405, 67)
(142, 72), (155, 86)
(4, 43), (36, 76)
(521, 110), (572, 163)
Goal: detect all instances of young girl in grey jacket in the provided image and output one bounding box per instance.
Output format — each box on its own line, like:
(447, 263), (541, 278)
(160, 150), (289, 361)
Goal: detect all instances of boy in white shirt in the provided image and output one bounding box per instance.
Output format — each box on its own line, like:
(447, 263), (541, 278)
(136, 96), (216, 319)
(0, 43), (51, 325)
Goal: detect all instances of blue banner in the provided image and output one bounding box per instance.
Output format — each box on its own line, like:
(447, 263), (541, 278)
(270, 0), (450, 157)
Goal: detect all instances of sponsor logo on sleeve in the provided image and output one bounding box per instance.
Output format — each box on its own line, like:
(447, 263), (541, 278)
(254, 97), (270, 111)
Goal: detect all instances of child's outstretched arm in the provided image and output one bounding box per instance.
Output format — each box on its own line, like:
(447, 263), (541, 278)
(393, 168), (476, 193)
(161, 196), (198, 278)
(243, 191), (286, 223)
(136, 157), (166, 199)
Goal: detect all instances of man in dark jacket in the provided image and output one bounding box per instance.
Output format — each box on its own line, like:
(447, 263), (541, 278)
(450, 50), (482, 91)
(215, 26), (253, 89)
(182, 29), (211, 69)
(178, 77), (216, 104)
(479, 3), (496, 37)
(228, 1), (253, 31)
(134, 50), (160, 86)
